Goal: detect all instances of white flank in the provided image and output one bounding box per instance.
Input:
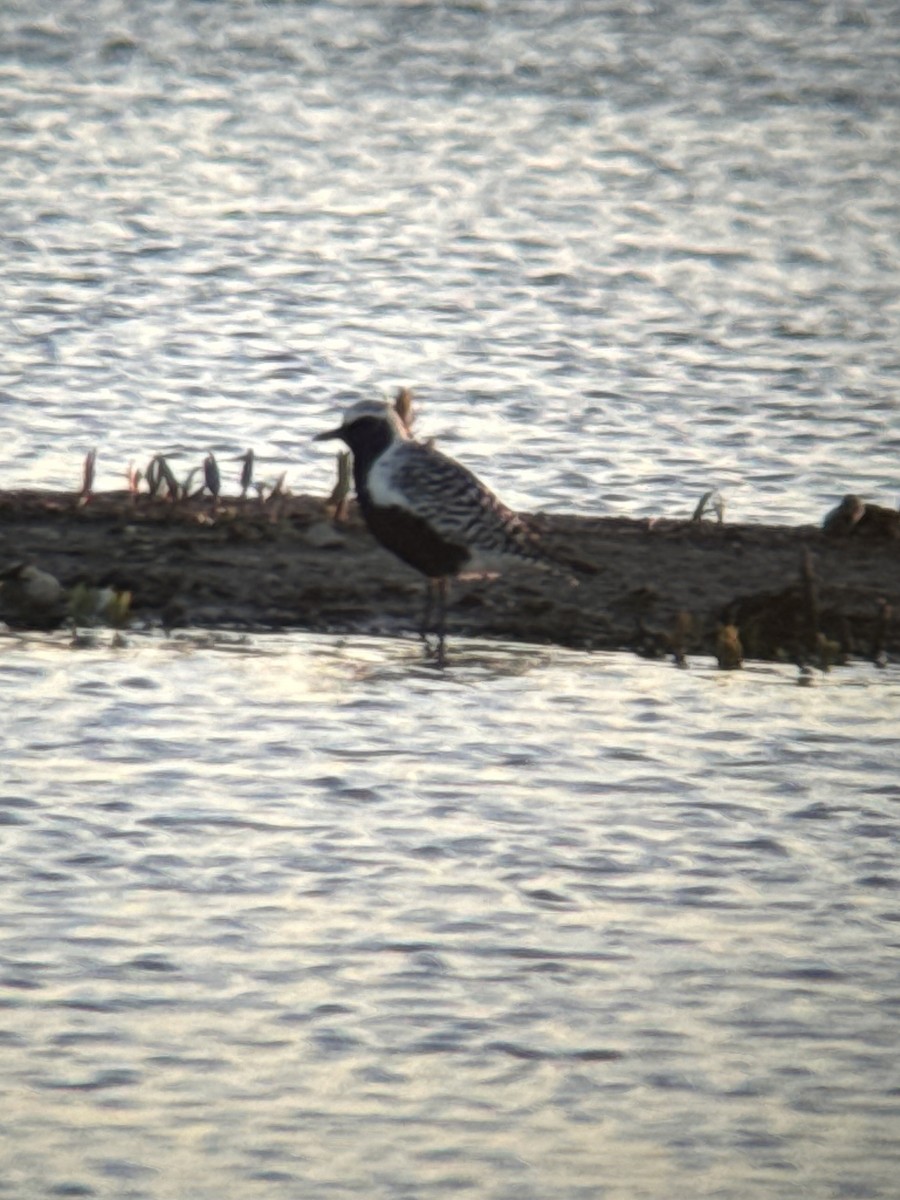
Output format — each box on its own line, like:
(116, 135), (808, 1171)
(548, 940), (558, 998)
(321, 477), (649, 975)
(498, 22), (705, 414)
(366, 443), (412, 510)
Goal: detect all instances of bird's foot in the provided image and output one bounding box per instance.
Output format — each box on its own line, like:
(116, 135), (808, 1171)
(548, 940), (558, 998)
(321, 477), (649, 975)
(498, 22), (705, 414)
(422, 634), (448, 669)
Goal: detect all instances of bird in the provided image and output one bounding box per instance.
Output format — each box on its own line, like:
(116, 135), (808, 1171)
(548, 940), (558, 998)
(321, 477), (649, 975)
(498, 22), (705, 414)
(314, 398), (563, 665)
(822, 494), (900, 540)
(822, 494), (865, 537)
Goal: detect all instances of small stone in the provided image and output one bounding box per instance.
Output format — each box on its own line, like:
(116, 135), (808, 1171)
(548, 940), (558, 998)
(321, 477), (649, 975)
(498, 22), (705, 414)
(304, 521), (346, 550)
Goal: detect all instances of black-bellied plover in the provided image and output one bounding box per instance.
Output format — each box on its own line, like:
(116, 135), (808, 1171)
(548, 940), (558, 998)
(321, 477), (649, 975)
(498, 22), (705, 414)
(315, 399), (558, 664)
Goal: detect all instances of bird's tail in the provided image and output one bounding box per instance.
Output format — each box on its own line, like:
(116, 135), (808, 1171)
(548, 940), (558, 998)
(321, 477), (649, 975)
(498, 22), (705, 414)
(516, 517), (598, 583)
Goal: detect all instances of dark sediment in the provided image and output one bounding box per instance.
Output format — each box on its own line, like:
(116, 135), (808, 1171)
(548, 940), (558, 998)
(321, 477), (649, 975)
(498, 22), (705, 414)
(1, 488), (898, 665)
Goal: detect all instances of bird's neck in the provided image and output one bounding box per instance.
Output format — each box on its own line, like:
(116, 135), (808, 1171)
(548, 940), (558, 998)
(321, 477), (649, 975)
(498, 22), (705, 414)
(347, 423), (403, 501)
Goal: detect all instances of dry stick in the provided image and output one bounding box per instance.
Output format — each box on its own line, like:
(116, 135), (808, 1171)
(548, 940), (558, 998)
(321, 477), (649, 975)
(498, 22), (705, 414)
(145, 455), (180, 500)
(394, 386), (414, 431)
(204, 453), (221, 514)
(80, 448), (97, 503)
(263, 472), (288, 522)
(145, 456), (161, 497)
(690, 490), (724, 523)
(328, 451), (352, 522)
(158, 457), (181, 500)
(239, 449), (254, 500)
(126, 463), (142, 499)
(182, 466), (203, 498)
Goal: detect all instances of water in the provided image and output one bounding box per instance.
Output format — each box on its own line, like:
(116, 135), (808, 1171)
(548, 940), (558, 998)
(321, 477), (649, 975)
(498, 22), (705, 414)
(1, 0), (899, 522)
(3, 4), (900, 1196)
(2, 631), (900, 1199)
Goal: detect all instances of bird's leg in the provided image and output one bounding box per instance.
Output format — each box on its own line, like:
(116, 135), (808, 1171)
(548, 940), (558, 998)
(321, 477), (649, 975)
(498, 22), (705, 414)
(434, 576), (448, 668)
(421, 579), (435, 647)
(420, 578), (448, 665)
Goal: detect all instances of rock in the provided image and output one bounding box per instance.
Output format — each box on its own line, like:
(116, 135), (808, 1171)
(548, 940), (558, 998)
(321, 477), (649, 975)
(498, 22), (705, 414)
(303, 520), (347, 550)
(0, 562), (66, 628)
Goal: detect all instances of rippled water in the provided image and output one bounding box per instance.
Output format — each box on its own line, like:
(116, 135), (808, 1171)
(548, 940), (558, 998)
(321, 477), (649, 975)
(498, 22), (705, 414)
(3, 4), (900, 1197)
(2, 631), (900, 1199)
(2, 0), (899, 521)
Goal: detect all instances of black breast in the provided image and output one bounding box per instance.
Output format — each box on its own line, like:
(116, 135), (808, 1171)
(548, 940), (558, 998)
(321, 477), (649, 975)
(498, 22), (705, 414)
(360, 499), (471, 579)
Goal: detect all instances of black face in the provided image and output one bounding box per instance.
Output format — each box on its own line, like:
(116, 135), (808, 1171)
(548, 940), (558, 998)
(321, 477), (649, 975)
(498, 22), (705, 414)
(318, 414), (394, 464)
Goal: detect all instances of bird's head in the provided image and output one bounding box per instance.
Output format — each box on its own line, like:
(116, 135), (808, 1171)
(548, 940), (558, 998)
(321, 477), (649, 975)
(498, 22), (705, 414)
(314, 399), (411, 456)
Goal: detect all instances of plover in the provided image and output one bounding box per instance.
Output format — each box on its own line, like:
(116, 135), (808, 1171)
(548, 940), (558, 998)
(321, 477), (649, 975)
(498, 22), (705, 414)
(315, 399), (558, 664)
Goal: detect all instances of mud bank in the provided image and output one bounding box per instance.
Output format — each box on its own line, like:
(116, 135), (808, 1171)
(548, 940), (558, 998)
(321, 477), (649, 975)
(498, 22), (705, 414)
(1, 489), (898, 666)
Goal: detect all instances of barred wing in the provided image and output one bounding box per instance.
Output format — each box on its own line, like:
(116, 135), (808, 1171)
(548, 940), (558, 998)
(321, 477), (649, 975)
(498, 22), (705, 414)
(390, 442), (542, 562)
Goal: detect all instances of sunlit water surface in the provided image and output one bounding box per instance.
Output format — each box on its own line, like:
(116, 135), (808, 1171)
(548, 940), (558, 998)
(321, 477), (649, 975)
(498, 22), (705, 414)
(1, 630), (899, 1199)
(1, 0), (899, 521)
(3, 2), (900, 1195)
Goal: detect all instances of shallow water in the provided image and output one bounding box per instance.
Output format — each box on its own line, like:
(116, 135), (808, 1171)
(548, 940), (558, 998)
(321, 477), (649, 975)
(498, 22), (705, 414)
(2, 0), (899, 523)
(3, 3), (900, 1196)
(2, 630), (899, 1199)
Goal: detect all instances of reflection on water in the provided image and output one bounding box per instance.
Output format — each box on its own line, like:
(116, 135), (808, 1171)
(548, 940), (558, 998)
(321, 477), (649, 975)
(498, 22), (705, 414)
(1, 630), (898, 1199)
(2, 0), (899, 523)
